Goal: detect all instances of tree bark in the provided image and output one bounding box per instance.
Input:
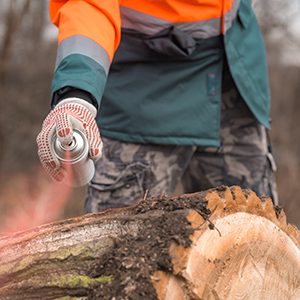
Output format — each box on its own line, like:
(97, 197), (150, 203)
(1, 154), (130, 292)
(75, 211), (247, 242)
(0, 186), (299, 299)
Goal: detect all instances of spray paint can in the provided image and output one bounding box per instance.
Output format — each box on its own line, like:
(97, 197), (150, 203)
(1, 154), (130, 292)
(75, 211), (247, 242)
(51, 129), (95, 187)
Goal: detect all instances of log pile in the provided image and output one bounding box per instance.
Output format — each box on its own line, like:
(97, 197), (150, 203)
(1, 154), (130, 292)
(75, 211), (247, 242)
(0, 186), (299, 299)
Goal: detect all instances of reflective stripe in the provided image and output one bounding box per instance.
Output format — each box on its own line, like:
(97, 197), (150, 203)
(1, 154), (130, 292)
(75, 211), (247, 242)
(177, 19), (221, 39)
(224, 0), (241, 32)
(55, 35), (110, 75)
(121, 6), (169, 35)
(121, 6), (221, 39)
(121, 0), (241, 38)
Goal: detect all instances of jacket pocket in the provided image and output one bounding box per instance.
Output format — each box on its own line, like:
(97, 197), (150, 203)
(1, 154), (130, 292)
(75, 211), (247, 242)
(144, 26), (197, 57)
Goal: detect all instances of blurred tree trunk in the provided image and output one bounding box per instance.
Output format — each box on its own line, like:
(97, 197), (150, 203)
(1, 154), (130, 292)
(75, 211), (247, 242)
(0, 0), (31, 82)
(30, 1), (47, 47)
(0, 0), (30, 167)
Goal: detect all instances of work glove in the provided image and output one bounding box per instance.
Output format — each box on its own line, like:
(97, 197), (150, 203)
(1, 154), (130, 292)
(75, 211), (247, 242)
(36, 98), (102, 182)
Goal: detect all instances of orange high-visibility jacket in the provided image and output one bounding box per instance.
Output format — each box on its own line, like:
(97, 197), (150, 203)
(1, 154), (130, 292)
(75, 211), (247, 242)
(50, 0), (270, 146)
(50, 0), (240, 70)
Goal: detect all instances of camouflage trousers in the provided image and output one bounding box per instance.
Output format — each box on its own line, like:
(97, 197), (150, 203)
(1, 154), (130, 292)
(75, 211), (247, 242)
(85, 69), (278, 212)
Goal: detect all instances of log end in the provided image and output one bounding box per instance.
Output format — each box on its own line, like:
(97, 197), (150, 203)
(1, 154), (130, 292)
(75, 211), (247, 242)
(153, 187), (300, 299)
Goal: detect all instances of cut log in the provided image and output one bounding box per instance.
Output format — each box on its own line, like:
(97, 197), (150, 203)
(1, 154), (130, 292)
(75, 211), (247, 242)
(0, 186), (299, 299)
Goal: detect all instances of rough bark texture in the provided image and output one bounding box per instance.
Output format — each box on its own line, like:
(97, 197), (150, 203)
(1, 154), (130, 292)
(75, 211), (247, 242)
(0, 186), (299, 300)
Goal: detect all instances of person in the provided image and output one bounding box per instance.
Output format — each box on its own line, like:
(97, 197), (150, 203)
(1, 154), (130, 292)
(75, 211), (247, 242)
(37, 0), (278, 213)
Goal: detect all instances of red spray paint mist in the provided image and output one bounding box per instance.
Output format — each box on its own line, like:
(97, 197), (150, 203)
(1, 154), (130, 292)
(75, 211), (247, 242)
(0, 129), (95, 234)
(0, 167), (72, 234)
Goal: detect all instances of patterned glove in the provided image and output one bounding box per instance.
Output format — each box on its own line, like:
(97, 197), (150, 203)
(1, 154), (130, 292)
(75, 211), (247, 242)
(36, 98), (102, 181)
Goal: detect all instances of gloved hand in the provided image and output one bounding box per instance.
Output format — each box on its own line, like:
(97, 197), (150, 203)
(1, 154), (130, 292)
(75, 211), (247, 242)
(36, 98), (102, 182)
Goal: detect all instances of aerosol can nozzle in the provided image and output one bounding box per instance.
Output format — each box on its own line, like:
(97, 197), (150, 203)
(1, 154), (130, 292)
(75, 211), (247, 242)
(51, 129), (95, 187)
